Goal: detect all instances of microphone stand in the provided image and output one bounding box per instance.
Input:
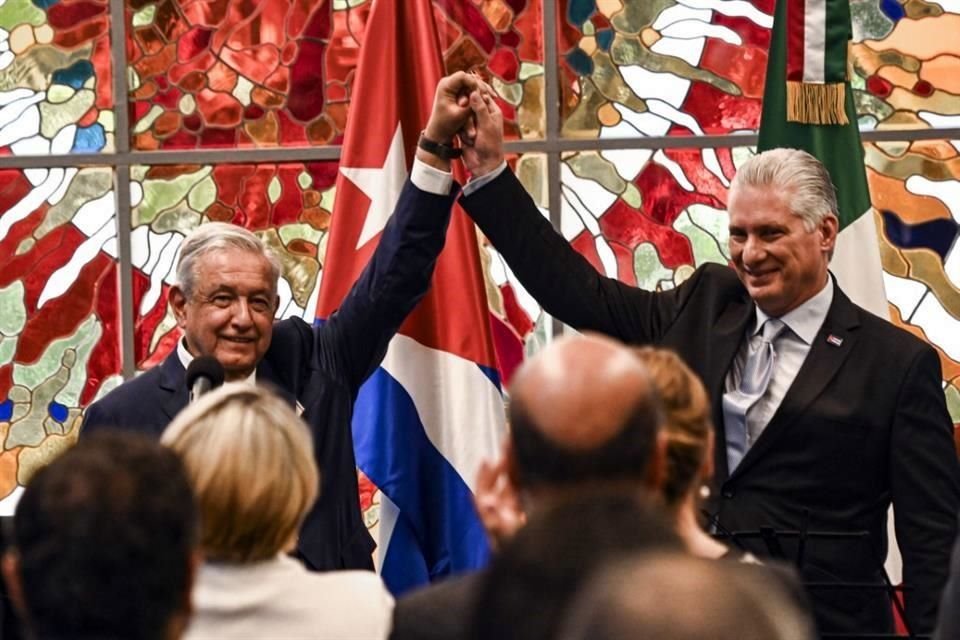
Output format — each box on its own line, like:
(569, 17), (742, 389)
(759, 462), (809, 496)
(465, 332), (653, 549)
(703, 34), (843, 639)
(704, 510), (924, 640)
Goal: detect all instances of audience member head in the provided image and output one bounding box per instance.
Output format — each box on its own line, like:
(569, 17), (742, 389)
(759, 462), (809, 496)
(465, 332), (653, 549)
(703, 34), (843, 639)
(558, 553), (816, 640)
(161, 384), (318, 563)
(507, 333), (665, 506)
(2, 432), (199, 640)
(169, 222), (282, 382)
(470, 491), (680, 640)
(727, 148), (839, 316)
(632, 347), (713, 510)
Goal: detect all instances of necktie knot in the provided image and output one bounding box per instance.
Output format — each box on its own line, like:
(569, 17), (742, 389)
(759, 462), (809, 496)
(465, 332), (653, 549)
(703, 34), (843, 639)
(760, 318), (785, 344)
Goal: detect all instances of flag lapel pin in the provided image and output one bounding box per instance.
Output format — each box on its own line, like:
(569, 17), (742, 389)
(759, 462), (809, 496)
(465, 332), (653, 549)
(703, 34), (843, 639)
(826, 334), (844, 347)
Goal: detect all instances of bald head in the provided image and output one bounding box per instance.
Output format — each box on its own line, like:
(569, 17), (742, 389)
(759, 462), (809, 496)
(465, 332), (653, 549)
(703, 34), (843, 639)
(508, 334), (664, 492)
(513, 334), (656, 450)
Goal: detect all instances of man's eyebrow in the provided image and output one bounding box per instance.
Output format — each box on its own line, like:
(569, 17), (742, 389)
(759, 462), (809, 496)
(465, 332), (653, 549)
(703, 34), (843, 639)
(202, 284), (275, 297)
(755, 223), (788, 232)
(203, 284), (236, 295)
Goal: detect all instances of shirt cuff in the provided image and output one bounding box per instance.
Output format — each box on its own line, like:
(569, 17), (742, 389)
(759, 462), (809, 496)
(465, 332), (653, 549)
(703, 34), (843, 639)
(462, 161), (508, 197)
(410, 158), (454, 195)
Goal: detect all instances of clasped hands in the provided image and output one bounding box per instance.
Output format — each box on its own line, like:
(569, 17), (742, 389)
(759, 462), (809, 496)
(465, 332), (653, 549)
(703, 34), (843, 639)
(418, 71), (505, 177)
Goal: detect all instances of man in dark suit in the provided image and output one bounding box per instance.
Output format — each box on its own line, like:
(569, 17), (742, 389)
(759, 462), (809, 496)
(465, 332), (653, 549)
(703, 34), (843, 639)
(81, 73), (482, 573)
(449, 83), (960, 635)
(390, 333), (670, 640)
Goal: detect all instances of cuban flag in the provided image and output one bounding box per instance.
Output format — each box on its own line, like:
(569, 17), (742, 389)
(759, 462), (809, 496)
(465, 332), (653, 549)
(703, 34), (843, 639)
(315, 0), (506, 594)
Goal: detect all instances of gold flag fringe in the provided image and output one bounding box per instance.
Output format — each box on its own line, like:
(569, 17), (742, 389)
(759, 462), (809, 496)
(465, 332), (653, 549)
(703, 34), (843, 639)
(786, 81), (848, 125)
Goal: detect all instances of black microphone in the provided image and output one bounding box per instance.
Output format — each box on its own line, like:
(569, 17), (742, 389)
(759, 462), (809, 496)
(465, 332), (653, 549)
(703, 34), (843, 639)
(186, 356), (225, 403)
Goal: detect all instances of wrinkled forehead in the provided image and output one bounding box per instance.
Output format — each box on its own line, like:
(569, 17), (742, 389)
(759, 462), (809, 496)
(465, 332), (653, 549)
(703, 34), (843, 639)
(192, 247), (278, 292)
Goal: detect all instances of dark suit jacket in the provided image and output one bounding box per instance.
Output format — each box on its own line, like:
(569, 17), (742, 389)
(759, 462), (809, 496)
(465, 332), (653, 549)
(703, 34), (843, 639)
(934, 515), (960, 639)
(390, 571), (484, 640)
(82, 178), (456, 572)
(461, 168), (960, 635)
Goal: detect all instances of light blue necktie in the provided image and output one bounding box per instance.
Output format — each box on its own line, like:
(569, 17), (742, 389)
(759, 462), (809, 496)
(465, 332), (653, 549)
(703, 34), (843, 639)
(724, 318), (785, 473)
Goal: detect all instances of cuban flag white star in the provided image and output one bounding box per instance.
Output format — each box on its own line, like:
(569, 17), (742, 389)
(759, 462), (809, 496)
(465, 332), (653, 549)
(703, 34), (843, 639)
(340, 123), (409, 250)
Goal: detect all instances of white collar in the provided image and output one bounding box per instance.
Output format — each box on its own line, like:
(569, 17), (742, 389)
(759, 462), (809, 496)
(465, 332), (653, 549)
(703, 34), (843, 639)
(176, 339), (257, 384)
(753, 276), (834, 345)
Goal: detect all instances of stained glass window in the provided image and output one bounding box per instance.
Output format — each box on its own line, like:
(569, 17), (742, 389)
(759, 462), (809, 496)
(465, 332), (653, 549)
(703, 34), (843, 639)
(0, 166), (118, 513)
(0, 0), (113, 155)
(559, 0), (960, 138)
(870, 138), (960, 423)
(851, 2), (960, 131)
(559, 0), (772, 138)
(128, 0), (544, 149)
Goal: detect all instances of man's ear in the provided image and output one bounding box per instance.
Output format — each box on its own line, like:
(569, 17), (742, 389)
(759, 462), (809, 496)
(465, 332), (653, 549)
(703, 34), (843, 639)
(169, 285), (189, 330)
(2, 551), (28, 622)
(645, 430), (669, 493)
(820, 213), (839, 253)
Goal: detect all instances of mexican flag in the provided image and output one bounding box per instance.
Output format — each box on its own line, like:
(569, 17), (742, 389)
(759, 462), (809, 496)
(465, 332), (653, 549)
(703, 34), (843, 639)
(757, 0), (888, 320)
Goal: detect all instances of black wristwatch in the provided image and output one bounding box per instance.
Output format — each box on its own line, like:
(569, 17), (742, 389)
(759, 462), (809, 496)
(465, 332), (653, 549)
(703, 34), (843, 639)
(418, 131), (462, 159)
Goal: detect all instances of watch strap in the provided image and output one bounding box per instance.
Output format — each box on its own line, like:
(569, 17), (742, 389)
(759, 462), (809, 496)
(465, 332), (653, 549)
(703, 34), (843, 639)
(418, 131), (462, 159)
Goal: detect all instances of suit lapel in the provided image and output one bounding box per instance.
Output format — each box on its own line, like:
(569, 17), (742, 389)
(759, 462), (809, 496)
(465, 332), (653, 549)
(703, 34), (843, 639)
(159, 352), (189, 422)
(729, 284), (861, 480)
(707, 291), (755, 482)
(257, 358), (298, 408)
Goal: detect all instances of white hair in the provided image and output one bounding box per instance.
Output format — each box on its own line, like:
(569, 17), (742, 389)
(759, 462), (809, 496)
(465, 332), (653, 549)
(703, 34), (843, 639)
(176, 222), (282, 297)
(731, 148), (839, 232)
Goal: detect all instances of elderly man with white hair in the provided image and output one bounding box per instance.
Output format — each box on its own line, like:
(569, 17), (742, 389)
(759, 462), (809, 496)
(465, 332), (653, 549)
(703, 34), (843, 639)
(81, 73), (482, 572)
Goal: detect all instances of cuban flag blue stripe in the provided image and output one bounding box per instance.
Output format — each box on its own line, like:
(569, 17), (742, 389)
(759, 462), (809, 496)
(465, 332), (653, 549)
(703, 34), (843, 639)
(478, 362), (502, 392)
(353, 365), (493, 595)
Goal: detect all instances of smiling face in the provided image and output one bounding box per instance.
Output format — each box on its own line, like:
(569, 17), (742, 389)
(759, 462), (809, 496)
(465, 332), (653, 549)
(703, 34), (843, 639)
(169, 247), (279, 381)
(727, 183), (837, 317)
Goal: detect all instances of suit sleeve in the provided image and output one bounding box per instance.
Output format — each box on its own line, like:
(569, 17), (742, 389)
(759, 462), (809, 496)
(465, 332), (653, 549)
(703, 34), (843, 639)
(934, 514), (960, 640)
(460, 167), (681, 343)
(78, 400), (113, 437)
(890, 346), (960, 634)
(315, 179), (456, 393)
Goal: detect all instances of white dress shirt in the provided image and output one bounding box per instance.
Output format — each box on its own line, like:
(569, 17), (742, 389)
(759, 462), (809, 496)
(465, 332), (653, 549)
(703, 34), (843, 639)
(724, 277), (834, 450)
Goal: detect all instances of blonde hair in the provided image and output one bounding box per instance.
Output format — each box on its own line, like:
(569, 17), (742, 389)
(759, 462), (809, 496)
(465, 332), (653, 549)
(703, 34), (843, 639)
(633, 348), (712, 508)
(161, 384), (318, 562)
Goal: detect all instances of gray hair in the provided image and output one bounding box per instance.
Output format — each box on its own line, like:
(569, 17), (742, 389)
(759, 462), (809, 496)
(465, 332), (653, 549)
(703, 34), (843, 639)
(731, 148), (839, 232)
(176, 222), (282, 298)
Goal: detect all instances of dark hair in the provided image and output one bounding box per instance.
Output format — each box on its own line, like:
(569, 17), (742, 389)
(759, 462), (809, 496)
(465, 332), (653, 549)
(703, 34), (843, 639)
(10, 431), (198, 640)
(509, 390), (662, 490)
(557, 554), (816, 640)
(470, 492), (680, 640)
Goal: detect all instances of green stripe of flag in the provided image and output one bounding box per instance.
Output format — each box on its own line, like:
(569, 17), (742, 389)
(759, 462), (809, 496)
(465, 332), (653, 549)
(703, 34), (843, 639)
(759, 0), (871, 230)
